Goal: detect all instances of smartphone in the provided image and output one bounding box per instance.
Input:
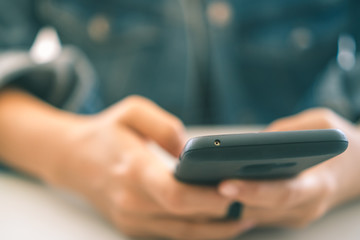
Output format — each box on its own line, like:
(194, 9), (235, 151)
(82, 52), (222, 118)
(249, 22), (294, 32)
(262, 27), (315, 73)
(175, 129), (348, 185)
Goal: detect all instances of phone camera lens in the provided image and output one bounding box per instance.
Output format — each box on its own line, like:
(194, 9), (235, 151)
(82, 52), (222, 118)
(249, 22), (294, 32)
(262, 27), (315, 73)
(214, 139), (221, 146)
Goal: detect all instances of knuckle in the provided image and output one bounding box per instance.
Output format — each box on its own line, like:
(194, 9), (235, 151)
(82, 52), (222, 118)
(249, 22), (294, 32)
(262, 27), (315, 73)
(307, 108), (337, 128)
(317, 109), (336, 127)
(120, 95), (145, 117)
(123, 95), (148, 107)
(171, 118), (185, 135)
(315, 108), (335, 116)
(162, 119), (184, 141)
(109, 153), (144, 188)
(268, 119), (286, 129)
(110, 157), (137, 182)
(110, 165), (129, 182)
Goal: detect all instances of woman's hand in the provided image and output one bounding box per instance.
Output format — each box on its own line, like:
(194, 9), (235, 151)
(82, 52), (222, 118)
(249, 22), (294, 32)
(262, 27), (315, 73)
(218, 108), (360, 228)
(0, 90), (255, 239)
(49, 96), (255, 239)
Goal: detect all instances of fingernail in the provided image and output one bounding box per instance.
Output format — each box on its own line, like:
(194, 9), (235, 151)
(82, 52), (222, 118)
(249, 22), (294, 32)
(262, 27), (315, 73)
(220, 183), (239, 197)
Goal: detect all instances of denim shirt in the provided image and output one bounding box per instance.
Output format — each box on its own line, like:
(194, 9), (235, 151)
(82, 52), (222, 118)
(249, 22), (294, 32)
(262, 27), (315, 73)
(1, 0), (360, 124)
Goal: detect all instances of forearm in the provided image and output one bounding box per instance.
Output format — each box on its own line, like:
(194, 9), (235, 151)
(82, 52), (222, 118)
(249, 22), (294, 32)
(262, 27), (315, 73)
(0, 88), (86, 183)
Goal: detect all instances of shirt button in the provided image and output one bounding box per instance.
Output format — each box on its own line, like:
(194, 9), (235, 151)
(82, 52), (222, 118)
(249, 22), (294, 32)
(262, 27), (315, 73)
(207, 1), (232, 27)
(87, 15), (111, 42)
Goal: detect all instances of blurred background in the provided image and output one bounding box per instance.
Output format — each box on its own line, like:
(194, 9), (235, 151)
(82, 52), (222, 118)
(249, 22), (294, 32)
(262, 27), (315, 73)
(1, 0), (360, 126)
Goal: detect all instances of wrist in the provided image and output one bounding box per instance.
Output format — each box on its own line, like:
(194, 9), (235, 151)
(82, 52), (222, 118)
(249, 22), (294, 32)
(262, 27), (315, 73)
(45, 113), (109, 199)
(42, 113), (96, 188)
(0, 89), (91, 185)
(35, 112), (89, 184)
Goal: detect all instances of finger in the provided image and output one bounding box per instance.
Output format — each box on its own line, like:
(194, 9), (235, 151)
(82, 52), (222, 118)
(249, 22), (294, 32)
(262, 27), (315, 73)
(115, 95), (186, 156)
(241, 206), (288, 226)
(218, 173), (321, 209)
(265, 108), (340, 132)
(140, 152), (232, 218)
(143, 218), (255, 240)
(266, 114), (318, 132)
(112, 171), (228, 220)
(242, 205), (304, 227)
(115, 213), (256, 240)
(110, 129), (230, 219)
(111, 183), (231, 221)
(242, 203), (326, 229)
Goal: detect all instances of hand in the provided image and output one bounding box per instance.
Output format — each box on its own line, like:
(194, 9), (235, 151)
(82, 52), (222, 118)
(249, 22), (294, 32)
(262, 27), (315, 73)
(52, 96), (254, 239)
(218, 108), (360, 228)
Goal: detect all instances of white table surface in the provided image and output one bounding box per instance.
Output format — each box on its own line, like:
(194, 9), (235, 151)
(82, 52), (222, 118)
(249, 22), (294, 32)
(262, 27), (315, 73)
(1, 126), (360, 240)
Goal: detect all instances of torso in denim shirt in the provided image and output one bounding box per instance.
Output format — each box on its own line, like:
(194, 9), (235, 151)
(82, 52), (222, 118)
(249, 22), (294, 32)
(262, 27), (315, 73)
(36, 0), (358, 124)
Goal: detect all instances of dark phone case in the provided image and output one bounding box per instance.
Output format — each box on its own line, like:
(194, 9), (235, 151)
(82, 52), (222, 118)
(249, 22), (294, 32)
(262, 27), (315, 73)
(175, 129), (348, 185)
